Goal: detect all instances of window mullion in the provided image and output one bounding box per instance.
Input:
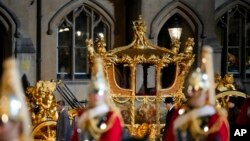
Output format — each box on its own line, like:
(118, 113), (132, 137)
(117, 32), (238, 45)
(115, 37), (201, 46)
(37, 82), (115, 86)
(91, 10), (94, 40)
(242, 12), (247, 79)
(225, 12), (230, 75)
(86, 15), (91, 74)
(239, 15), (243, 78)
(72, 13), (76, 80)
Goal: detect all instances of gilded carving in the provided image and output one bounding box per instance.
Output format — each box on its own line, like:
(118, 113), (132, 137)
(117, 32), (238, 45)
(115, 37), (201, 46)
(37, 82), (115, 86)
(86, 16), (195, 139)
(26, 80), (57, 126)
(215, 73), (236, 92)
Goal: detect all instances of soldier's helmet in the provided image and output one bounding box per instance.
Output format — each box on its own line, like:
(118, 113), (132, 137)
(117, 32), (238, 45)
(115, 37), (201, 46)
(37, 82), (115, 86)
(87, 57), (107, 96)
(186, 46), (216, 105)
(187, 67), (210, 97)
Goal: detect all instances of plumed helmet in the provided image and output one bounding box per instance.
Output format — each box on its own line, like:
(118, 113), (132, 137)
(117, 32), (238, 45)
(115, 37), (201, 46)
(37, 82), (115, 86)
(186, 46), (216, 105)
(0, 58), (32, 140)
(187, 67), (210, 93)
(88, 57), (107, 96)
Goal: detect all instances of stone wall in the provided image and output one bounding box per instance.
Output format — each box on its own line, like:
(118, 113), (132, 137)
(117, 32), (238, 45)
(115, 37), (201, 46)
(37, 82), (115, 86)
(1, 0), (249, 100)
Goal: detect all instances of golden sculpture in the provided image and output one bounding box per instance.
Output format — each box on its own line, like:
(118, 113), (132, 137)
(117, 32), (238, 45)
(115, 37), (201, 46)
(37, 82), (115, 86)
(26, 80), (57, 125)
(26, 80), (58, 141)
(215, 73), (236, 92)
(95, 33), (107, 55)
(86, 16), (195, 139)
(214, 73), (248, 109)
(171, 38), (181, 54)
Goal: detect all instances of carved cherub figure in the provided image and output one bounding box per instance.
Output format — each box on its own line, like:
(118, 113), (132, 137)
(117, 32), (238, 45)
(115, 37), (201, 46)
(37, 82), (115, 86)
(184, 37), (195, 54)
(86, 39), (95, 56)
(215, 73), (236, 92)
(95, 38), (107, 55)
(171, 39), (181, 54)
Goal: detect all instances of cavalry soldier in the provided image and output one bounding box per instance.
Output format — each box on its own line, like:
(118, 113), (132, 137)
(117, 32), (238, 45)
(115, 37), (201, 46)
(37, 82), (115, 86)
(76, 57), (123, 141)
(173, 46), (229, 141)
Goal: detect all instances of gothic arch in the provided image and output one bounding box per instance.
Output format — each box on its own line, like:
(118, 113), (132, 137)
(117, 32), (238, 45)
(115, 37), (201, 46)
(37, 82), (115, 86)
(0, 2), (21, 72)
(215, 0), (250, 20)
(150, 1), (203, 43)
(0, 1), (22, 76)
(47, 0), (115, 41)
(0, 2), (21, 38)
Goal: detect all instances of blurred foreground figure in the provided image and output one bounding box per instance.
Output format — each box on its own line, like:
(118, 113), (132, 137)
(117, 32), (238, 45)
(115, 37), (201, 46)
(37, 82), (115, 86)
(173, 46), (229, 141)
(76, 57), (123, 141)
(0, 58), (32, 141)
